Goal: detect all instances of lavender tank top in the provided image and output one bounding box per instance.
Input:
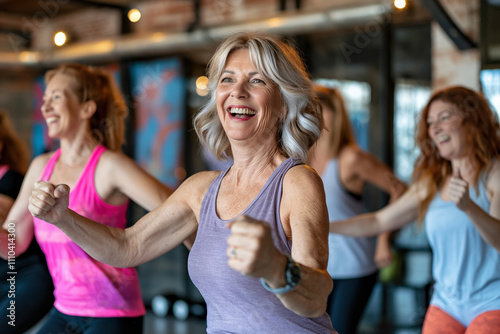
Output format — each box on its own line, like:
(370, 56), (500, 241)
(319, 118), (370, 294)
(188, 158), (335, 333)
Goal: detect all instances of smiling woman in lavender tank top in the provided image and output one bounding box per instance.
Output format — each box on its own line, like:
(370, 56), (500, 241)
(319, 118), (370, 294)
(29, 32), (337, 333)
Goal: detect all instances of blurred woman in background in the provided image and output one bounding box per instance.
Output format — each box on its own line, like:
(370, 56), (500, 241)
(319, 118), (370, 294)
(309, 85), (407, 333)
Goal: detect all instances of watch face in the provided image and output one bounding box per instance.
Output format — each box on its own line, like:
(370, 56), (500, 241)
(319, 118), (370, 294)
(290, 266), (301, 284)
(287, 261), (301, 286)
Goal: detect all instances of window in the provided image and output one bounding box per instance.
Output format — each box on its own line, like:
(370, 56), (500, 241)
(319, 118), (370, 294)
(393, 81), (432, 182)
(314, 79), (371, 151)
(480, 69), (500, 118)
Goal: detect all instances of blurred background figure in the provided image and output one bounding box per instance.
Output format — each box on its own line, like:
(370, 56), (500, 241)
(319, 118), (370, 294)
(0, 110), (55, 334)
(309, 85), (407, 334)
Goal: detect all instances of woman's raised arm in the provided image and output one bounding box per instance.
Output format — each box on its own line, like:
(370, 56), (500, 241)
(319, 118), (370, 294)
(28, 172), (213, 267)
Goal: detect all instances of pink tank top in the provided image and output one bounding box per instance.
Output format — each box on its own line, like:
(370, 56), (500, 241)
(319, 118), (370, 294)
(33, 145), (145, 317)
(0, 165), (8, 179)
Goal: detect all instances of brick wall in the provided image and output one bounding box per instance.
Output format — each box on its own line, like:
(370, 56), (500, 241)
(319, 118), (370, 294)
(23, 0), (385, 51)
(32, 8), (121, 51)
(0, 70), (40, 158)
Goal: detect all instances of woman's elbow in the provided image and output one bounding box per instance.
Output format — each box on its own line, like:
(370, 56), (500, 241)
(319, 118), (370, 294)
(308, 300), (329, 318)
(294, 276), (332, 318)
(292, 298), (328, 318)
(311, 278), (332, 317)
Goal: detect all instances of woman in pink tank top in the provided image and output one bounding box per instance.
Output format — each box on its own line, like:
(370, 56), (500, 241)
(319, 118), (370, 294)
(1, 64), (172, 333)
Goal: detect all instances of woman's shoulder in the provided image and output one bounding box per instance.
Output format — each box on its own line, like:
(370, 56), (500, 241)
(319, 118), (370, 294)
(282, 164), (327, 222)
(18, 151), (56, 184)
(486, 159), (500, 190)
(97, 149), (124, 166)
(487, 159), (500, 175)
(339, 144), (372, 166)
(284, 163), (324, 190)
(182, 170), (222, 190)
(171, 170), (222, 197)
(172, 170), (222, 209)
(337, 144), (368, 171)
(30, 151), (56, 171)
(98, 150), (147, 173)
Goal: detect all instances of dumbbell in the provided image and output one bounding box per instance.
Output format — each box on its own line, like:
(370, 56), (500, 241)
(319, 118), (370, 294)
(172, 298), (207, 320)
(151, 293), (180, 318)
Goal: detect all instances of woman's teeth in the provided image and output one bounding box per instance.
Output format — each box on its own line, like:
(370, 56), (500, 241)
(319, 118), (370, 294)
(230, 107), (256, 118)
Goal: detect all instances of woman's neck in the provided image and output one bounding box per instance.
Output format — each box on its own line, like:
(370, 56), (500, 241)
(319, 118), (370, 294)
(58, 136), (99, 167)
(229, 148), (286, 187)
(450, 156), (479, 183)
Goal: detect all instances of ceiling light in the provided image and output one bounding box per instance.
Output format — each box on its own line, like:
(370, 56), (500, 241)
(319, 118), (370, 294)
(394, 0), (407, 9)
(54, 31), (67, 46)
(196, 76), (209, 96)
(128, 9), (141, 23)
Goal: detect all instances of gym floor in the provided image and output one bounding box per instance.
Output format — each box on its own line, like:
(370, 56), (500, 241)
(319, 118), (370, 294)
(26, 308), (422, 333)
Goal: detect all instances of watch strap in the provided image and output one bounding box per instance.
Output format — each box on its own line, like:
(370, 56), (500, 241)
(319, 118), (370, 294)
(260, 256), (300, 294)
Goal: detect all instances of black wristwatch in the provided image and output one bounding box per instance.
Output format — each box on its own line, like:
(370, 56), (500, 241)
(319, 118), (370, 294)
(260, 256), (301, 294)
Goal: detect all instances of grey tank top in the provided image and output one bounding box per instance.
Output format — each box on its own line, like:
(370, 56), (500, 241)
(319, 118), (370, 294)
(322, 159), (377, 278)
(188, 157), (336, 333)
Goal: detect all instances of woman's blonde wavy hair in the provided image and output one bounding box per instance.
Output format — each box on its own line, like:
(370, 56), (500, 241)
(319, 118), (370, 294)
(193, 31), (323, 163)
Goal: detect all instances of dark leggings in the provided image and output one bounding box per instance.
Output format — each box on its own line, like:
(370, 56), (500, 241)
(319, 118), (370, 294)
(37, 307), (144, 334)
(0, 260), (54, 334)
(327, 272), (378, 334)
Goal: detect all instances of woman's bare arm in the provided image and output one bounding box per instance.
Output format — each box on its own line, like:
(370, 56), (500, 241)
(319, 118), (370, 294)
(330, 184), (421, 237)
(345, 147), (408, 267)
(28, 172), (214, 267)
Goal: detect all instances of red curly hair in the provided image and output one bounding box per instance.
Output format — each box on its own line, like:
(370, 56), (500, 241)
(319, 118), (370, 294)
(0, 110), (29, 174)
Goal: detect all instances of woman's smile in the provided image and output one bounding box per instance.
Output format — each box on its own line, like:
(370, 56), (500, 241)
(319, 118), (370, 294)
(227, 106), (257, 120)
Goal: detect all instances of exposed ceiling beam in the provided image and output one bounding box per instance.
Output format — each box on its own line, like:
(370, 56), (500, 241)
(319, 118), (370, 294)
(72, 0), (133, 9)
(420, 0), (477, 50)
(0, 3), (393, 68)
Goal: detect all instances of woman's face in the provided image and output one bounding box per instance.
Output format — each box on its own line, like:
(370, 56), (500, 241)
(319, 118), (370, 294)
(41, 73), (83, 139)
(216, 48), (284, 146)
(426, 99), (469, 160)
